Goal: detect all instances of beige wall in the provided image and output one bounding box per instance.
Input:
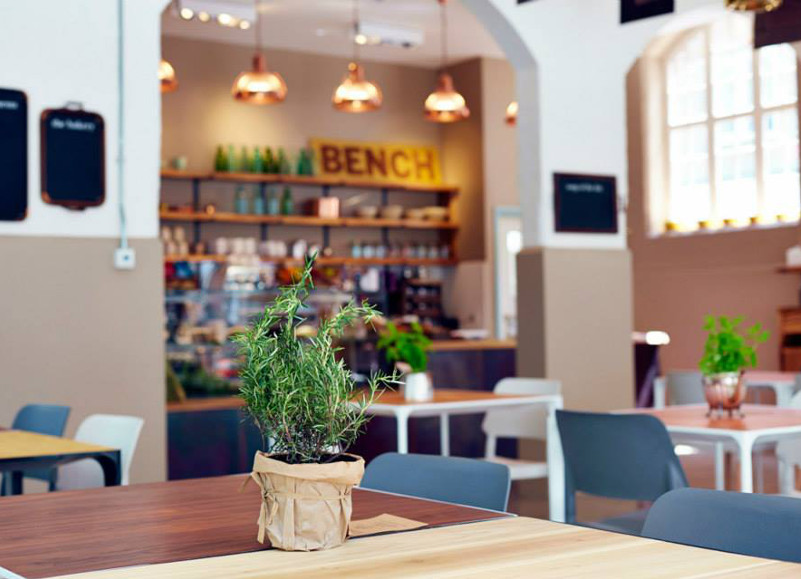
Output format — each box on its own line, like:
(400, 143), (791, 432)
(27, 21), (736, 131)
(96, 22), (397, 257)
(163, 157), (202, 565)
(517, 248), (634, 410)
(0, 237), (166, 484)
(627, 59), (800, 373)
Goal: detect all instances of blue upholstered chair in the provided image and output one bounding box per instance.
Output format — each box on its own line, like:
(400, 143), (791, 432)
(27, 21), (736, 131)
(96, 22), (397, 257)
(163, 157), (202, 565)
(361, 452), (511, 512)
(643, 488), (801, 563)
(1, 404), (71, 494)
(556, 409), (688, 535)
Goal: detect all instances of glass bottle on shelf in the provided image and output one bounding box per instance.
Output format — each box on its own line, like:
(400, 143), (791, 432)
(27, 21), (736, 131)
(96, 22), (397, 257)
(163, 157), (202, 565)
(280, 186), (294, 215)
(214, 145), (226, 172)
(251, 147), (264, 173)
(234, 186), (250, 214)
(277, 148), (291, 175)
(252, 186), (265, 215)
(226, 144), (237, 172)
(351, 241), (363, 259)
(264, 147), (277, 174)
(240, 146), (251, 173)
(267, 186), (280, 215)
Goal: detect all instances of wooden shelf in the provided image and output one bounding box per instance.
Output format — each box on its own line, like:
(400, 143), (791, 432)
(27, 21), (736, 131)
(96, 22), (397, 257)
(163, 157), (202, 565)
(160, 210), (458, 231)
(160, 170), (458, 195)
(164, 255), (456, 267)
(777, 265), (801, 274)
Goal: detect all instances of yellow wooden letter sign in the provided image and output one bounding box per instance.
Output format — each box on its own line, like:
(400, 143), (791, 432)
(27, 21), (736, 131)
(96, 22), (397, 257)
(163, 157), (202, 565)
(310, 138), (442, 186)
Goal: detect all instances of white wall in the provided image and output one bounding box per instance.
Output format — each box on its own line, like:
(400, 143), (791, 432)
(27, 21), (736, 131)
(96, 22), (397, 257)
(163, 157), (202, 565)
(0, 0), (165, 239)
(463, 0), (719, 250)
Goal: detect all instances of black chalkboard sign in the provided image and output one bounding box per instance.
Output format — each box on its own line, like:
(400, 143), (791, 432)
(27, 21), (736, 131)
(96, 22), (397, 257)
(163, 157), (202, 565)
(0, 88), (28, 221)
(621, 0), (674, 23)
(41, 108), (105, 210)
(554, 173), (618, 234)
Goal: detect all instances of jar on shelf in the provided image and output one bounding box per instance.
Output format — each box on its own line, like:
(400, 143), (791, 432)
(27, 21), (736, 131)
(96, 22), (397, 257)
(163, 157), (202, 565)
(351, 241), (363, 259)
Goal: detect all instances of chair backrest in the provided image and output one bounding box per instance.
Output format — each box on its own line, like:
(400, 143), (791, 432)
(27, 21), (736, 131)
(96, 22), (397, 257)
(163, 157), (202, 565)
(360, 453), (511, 512)
(12, 404), (70, 436)
(57, 414), (144, 490)
(481, 378), (561, 443)
(643, 488), (801, 563)
(556, 410), (687, 522)
(666, 371), (705, 405)
(776, 389), (801, 470)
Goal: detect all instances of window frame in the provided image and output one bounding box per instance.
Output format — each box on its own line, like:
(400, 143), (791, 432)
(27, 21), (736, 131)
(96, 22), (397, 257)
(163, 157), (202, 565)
(660, 25), (800, 233)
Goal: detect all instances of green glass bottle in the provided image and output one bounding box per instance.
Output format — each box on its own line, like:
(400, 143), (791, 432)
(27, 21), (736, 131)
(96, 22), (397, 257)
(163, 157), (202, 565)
(240, 146), (251, 173)
(277, 148), (290, 175)
(214, 145), (226, 172)
(251, 147), (264, 173)
(296, 149), (308, 176)
(264, 147), (276, 174)
(226, 144), (237, 172)
(280, 186), (293, 215)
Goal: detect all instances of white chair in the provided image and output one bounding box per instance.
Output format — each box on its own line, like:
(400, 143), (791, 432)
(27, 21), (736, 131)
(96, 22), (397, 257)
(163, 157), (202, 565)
(653, 371), (706, 409)
(56, 414), (144, 491)
(777, 390), (801, 496)
(482, 378), (561, 481)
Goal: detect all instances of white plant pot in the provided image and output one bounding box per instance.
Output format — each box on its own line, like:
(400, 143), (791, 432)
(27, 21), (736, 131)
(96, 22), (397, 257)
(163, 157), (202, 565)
(404, 372), (433, 401)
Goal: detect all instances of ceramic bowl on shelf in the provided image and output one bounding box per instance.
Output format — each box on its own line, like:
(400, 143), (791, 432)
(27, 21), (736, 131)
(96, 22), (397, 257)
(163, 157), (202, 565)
(405, 208), (426, 221)
(356, 206), (379, 219)
(380, 205), (404, 220)
(423, 206), (449, 221)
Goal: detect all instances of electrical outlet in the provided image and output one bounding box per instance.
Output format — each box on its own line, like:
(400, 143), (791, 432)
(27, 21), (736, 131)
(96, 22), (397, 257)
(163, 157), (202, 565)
(114, 247), (136, 270)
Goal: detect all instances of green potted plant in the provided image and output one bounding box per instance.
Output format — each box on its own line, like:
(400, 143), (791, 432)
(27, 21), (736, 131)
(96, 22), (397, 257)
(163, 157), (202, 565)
(232, 257), (394, 551)
(378, 321), (433, 401)
(699, 315), (769, 417)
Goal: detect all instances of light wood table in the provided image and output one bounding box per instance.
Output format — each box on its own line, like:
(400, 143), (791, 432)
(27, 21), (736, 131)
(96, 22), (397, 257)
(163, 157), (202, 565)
(49, 516), (799, 578)
(361, 388), (565, 522)
(0, 430), (121, 495)
(625, 404), (801, 492)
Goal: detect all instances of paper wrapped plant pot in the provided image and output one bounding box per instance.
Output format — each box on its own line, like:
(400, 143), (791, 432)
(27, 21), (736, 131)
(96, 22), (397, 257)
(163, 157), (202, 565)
(249, 452), (365, 551)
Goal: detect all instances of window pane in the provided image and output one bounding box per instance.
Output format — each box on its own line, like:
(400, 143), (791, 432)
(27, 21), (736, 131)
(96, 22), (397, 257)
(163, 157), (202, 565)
(759, 44), (798, 109)
(710, 19), (754, 118)
(714, 116), (757, 220)
(763, 108), (800, 218)
(669, 125), (711, 224)
(667, 32), (708, 127)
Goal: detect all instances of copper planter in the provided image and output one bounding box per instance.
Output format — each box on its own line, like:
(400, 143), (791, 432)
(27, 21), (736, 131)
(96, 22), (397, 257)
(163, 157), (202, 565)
(702, 372), (746, 418)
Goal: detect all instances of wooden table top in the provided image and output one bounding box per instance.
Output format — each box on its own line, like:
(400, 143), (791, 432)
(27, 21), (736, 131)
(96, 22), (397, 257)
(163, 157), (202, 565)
(0, 475), (507, 578)
(0, 430), (113, 461)
(50, 516), (798, 578)
(371, 388), (544, 406)
(628, 404), (801, 431)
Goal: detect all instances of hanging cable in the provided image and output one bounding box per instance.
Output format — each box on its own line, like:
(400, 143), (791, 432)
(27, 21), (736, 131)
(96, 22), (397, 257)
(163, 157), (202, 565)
(117, 0), (128, 250)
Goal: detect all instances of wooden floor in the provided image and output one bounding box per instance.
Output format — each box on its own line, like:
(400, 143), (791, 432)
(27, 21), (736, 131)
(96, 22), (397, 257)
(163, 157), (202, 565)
(508, 445), (783, 522)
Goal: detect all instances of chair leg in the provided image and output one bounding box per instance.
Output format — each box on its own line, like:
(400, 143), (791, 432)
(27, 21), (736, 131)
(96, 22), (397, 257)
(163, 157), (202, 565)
(755, 451), (765, 494)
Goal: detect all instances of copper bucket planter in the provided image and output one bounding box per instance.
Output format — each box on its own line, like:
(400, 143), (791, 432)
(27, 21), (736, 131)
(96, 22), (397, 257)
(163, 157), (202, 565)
(702, 372), (746, 418)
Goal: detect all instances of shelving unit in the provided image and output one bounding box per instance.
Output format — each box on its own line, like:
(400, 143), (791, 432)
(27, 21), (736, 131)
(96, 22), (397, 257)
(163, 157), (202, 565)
(164, 255), (457, 267)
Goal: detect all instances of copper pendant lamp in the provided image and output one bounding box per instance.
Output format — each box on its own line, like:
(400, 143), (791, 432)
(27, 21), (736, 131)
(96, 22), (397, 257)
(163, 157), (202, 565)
(505, 101), (518, 126)
(159, 59), (178, 93)
(332, 0), (383, 112)
(231, 0), (287, 105)
(725, 0), (783, 11)
(424, 0), (469, 123)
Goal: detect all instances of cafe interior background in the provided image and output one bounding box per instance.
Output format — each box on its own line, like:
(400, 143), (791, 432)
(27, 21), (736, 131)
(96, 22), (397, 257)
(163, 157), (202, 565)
(2, 0), (801, 512)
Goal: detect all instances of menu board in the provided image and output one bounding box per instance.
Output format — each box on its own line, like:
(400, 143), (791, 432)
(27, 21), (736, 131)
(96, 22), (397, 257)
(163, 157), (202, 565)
(0, 88), (28, 221)
(41, 108), (105, 209)
(554, 173), (618, 234)
(621, 0), (674, 23)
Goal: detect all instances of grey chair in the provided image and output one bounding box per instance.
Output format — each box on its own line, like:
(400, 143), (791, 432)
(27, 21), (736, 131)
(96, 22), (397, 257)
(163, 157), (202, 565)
(653, 371), (705, 408)
(556, 410), (688, 535)
(360, 452), (511, 512)
(1, 404), (71, 495)
(643, 488), (801, 563)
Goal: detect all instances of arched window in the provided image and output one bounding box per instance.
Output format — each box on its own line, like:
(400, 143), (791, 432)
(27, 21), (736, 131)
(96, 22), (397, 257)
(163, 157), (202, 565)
(664, 16), (799, 232)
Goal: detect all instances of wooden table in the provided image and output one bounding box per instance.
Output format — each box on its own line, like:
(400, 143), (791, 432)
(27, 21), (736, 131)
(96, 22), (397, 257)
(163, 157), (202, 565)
(49, 516), (799, 578)
(0, 430), (121, 495)
(626, 405), (801, 492)
(362, 388), (565, 522)
(0, 475), (507, 578)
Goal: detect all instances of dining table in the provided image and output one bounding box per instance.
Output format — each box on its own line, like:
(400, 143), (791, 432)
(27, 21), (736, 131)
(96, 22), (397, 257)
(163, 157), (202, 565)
(359, 388), (565, 522)
(0, 475), (797, 578)
(0, 428), (121, 495)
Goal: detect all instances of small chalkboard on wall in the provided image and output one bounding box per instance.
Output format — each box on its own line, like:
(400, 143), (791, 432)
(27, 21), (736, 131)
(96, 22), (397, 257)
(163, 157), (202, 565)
(554, 173), (618, 234)
(0, 88), (28, 221)
(621, 0), (674, 24)
(41, 107), (105, 210)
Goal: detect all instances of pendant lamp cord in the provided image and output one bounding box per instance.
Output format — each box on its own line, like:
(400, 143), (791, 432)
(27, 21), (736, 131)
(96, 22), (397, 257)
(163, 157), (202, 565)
(440, 0), (448, 71)
(117, 0), (128, 250)
(353, 0), (360, 64)
(255, 0), (263, 53)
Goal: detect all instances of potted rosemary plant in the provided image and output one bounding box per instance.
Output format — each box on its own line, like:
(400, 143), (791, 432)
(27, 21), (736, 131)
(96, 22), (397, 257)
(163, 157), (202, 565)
(699, 315), (769, 417)
(232, 257), (394, 551)
(378, 321), (433, 401)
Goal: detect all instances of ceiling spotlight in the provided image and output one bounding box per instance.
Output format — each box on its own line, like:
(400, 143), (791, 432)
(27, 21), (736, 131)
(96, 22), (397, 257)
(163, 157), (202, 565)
(217, 12), (235, 26)
(198, 11), (211, 22)
(239, 20), (251, 30)
(354, 33), (368, 45)
(179, 7), (194, 20)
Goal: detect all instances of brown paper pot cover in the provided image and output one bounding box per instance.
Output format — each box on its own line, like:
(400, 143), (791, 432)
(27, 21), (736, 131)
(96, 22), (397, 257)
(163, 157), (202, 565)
(249, 451), (365, 551)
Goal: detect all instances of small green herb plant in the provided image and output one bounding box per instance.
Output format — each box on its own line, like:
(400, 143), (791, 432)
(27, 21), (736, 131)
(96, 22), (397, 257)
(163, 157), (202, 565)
(232, 257), (395, 464)
(699, 315), (770, 375)
(377, 321), (432, 374)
